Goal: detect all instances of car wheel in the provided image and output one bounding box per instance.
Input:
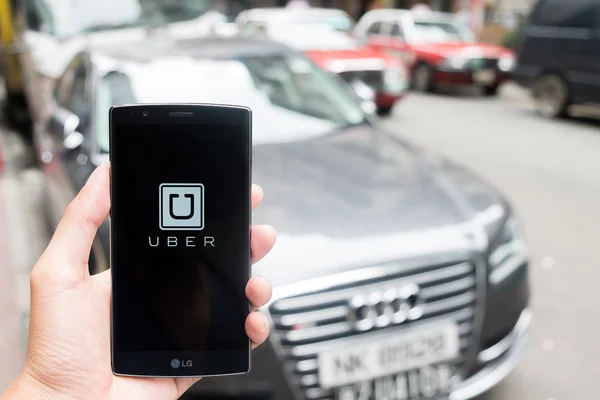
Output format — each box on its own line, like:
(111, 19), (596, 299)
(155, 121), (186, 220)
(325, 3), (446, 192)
(2, 93), (32, 137)
(483, 85), (499, 96)
(534, 74), (569, 118)
(413, 63), (434, 93)
(376, 106), (393, 116)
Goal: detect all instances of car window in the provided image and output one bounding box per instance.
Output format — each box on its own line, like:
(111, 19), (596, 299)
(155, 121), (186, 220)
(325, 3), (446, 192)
(56, 61), (90, 132)
(390, 23), (405, 39)
(240, 21), (267, 36)
(284, 10), (354, 33)
(366, 21), (383, 36)
(94, 55), (365, 152)
(67, 66), (89, 127)
(532, 0), (597, 29)
(267, 23), (359, 51)
(25, 0), (53, 33)
(413, 20), (475, 43)
(55, 62), (78, 107)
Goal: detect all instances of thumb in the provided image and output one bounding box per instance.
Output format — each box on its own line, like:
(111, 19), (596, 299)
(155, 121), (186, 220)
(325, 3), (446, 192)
(33, 163), (111, 288)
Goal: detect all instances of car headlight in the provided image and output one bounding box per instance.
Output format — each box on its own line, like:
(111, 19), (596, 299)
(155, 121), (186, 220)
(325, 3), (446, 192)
(383, 67), (408, 94)
(498, 54), (516, 72)
(443, 54), (469, 70)
(488, 215), (528, 285)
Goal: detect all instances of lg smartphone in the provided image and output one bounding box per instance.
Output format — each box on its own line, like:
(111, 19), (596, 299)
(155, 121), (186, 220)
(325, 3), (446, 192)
(109, 104), (252, 377)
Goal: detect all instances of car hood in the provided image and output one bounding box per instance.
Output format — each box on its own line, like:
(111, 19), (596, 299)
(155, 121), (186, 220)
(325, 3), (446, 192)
(413, 41), (513, 58)
(252, 125), (504, 285)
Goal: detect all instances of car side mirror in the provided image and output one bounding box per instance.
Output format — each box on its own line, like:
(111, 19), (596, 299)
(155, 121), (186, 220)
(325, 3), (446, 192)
(49, 107), (84, 150)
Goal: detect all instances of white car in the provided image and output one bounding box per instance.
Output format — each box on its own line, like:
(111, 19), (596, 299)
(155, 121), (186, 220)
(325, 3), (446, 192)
(12, 0), (226, 122)
(235, 7), (355, 35)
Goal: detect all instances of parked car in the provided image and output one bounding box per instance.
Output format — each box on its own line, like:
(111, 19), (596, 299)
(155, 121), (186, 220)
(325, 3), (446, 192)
(0, 0), (225, 127)
(36, 37), (530, 400)
(236, 9), (408, 115)
(513, 0), (600, 118)
(236, 7), (356, 34)
(355, 10), (516, 96)
(0, 0), (30, 126)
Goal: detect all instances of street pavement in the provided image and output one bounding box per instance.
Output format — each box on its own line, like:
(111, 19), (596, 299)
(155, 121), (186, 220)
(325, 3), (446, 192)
(0, 125), (48, 390)
(382, 84), (600, 400)
(1, 83), (599, 398)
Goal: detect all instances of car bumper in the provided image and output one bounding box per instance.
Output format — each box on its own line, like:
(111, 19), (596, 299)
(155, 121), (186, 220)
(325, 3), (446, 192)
(188, 303), (531, 400)
(433, 68), (512, 87)
(511, 65), (540, 89)
(450, 308), (532, 400)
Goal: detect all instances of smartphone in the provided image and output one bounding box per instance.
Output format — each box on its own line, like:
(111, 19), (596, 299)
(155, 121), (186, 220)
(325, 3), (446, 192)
(109, 104), (252, 377)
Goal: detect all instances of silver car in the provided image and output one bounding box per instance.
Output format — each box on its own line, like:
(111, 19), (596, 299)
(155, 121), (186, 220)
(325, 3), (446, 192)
(36, 37), (530, 400)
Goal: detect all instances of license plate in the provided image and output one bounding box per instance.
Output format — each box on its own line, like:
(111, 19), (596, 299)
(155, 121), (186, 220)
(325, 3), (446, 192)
(318, 322), (459, 389)
(473, 69), (496, 84)
(335, 364), (453, 400)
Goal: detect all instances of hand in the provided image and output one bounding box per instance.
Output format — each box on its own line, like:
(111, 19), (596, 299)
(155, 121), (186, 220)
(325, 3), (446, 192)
(1, 163), (277, 400)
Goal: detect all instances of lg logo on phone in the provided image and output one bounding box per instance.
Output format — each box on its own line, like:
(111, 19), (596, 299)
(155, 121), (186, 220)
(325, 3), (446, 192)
(170, 359), (192, 369)
(159, 183), (204, 230)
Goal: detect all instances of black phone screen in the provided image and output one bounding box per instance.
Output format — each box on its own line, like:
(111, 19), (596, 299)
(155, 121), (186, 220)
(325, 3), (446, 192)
(110, 104), (251, 376)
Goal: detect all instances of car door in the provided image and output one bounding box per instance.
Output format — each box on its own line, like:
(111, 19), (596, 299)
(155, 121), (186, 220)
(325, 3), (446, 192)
(525, 0), (599, 101)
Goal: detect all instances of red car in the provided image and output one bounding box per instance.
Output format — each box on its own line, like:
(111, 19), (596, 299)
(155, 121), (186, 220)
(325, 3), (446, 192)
(236, 9), (410, 115)
(355, 10), (516, 96)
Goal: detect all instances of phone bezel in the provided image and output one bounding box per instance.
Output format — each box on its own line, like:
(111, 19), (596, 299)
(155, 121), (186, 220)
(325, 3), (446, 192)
(109, 103), (252, 377)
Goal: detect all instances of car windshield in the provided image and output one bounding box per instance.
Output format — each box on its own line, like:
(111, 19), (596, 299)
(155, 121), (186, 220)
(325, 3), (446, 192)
(36, 0), (211, 37)
(412, 20), (475, 43)
(267, 24), (360, 51)
(290, 11), (354, 32)
(95, 53), (365, 153)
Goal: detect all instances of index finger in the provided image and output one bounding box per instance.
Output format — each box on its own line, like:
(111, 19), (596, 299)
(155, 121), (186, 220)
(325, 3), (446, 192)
(40, 163), (111, 279)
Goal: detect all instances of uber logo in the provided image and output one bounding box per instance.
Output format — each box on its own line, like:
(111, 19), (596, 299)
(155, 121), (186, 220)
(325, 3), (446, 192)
(159, 183), (204, 230)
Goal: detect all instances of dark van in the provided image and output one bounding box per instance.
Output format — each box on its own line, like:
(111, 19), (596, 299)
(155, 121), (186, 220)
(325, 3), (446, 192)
(514, 0), (600, 118)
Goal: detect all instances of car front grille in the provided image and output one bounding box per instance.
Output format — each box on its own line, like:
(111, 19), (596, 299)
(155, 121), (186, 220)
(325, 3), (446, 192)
(269, 261), (480, 400)
(469, 58), (499, 70)
(338, 70), (384, 91)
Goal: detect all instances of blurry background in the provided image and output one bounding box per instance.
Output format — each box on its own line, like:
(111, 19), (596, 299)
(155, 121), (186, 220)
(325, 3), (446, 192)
(1, 0), (599, 399)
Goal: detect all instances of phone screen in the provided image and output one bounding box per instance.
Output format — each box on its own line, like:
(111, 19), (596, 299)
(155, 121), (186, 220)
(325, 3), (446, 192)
(110, 105), (251, 376)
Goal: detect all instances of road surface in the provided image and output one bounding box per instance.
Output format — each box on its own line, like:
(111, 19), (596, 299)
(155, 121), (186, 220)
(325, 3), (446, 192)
(382, 85), (600, 400)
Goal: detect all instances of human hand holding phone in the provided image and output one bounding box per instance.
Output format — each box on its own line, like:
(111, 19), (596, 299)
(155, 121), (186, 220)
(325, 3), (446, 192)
(0, 163), (276, 400)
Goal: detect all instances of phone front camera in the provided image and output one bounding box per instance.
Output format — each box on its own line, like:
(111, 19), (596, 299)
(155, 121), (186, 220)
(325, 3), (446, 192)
(143, 111), (149, 117)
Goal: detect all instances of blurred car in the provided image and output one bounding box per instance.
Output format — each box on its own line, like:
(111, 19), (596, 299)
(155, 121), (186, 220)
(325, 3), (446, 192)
(36, 37), (530, 400)
(514, 0), (600, 118)
(0, 0), (30, 126)
(236, 10), (408, 115)
(1, 0), (226, 125)
(355, 10), (516, 96)
(236, 7), (356, 34)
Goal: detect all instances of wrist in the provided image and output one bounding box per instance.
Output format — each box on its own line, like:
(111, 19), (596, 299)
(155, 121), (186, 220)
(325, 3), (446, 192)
(1, 371), (61, 400)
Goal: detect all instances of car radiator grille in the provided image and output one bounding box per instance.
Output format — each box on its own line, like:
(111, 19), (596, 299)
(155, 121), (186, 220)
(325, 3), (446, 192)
(269, 261), (479, 400)
(338, 70), (384, 90)
(469, 58), (499, 70)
